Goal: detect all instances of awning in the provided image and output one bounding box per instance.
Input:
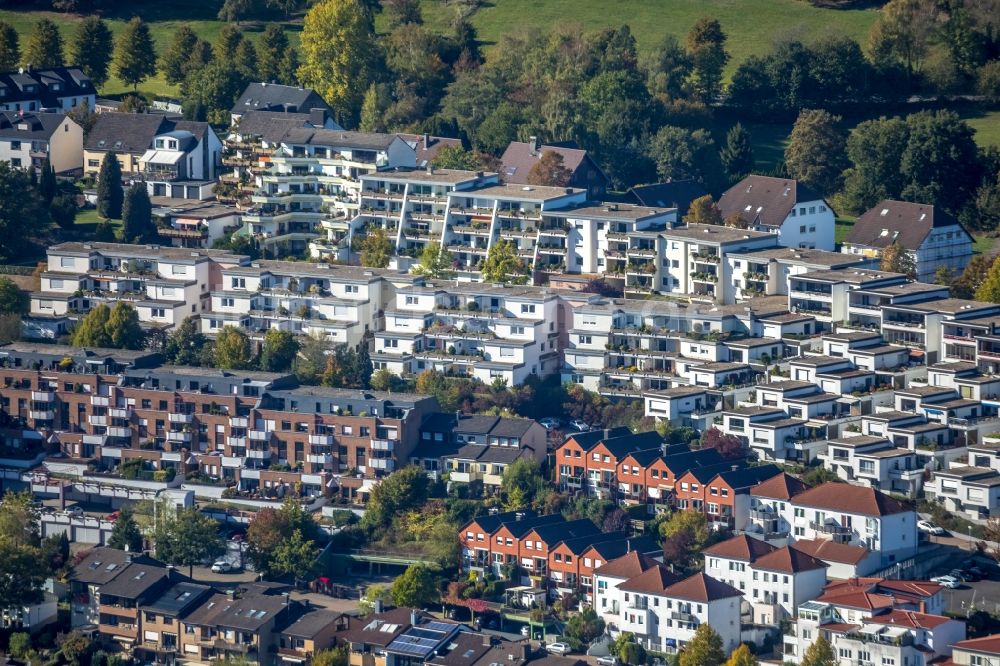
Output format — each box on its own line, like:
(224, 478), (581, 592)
(140, 149), (185, 165)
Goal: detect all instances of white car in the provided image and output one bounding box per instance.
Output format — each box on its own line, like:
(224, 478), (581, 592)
(918, 520), (945, 535)
(930, 575), (961, 588)
(597, 657), (619, 666)
(568, 419), (590, 431)
(545, 643), (571, 656)
(539, 418), (561, 431)
(66, 506), (84, 517)
(210, 560), (233, 573)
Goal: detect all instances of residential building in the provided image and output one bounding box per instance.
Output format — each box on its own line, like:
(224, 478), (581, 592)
(554, 429), (662, 497)
(593, 550), (664, 627)
(500, 138), (608, 198)
(277, 608), (348, 666)
(673, 464), (782, 530)
(0, 111), (83, 172)
(151, 198), (243, 249)
(624, 180), (708, 219)
(951, 634), (1000, 665)
(137, 580), (214, 663)
(396, 133), (462, 167)
(718, 175), (836, 251)
(230, 83), (334, 124)
(0, 66), (96, 113)
(843, 200), (973, 282)
(725, 247), (871, 301)
(443, 415), (547, 491)
(820, 436), (924, 497)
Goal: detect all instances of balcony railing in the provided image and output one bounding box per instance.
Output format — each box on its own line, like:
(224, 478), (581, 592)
(809, 521), (851, 535)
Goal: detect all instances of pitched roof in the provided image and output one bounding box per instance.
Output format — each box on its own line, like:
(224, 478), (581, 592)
(0, 66), (95, 106)
(231, 82), (331, 115)
(397, 133), (463, 167)
(601, 431), (664, 458)
(85, 112), (166, 153)
(868, 609), (952, 630)
(336, 608), (425, 647)
(528, 518), (600, 545)
(718, 175), (826, 228)
(593, 550), (660, 579)
(792, 482), (913, 516)
(586, 536), (662, 561)
(713, 463), (781, 490)
(282, 608), (346, 638)
(954, 634), (1000, 656)
(703, 534), (777, 562)
(750, 472), (809, 500)
(72, 547), (152, 585)
(790, 539), (872, 565)
(618, 564), (682, 595)
(752, 546), (828, 574)
(99, 563), (168, 599)
(233, 110), (314, 143)
(660, 447), (725, 475)
(500, 140), (603, 185)
(277, 127), (400, 151)
(626, 180), (708, 217)
(662, 573), (742, 602)
(557, 531), (628, 556)
(0, 111), (68, 140)
(846, 200), (970, 251)
(563, 427), (631, 451)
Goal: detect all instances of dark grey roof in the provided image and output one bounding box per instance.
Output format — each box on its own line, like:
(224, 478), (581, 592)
(454, 415), (499, 435)
(0, 66), (95, 106)
(231, 83), (331, 116)
(488, 418), (536, 438)
(72, 547), (135, 585)
(85, 113), (213, 155)
(98, 563), (168, 599)
(234, 111), (313, 143)
(0, 111), (67, 140)
(718, 175), (827, 228)
(626, 180), (709, 217)
(846, 200), (971, 251)
(277, 128), (399, 151)
(145, 581), (213, 616)
(282, 608), (344, 639)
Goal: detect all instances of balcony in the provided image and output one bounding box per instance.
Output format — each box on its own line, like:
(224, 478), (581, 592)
(309, 434), (334, 446)
(89, 414), (108, 426)
(249, 430), (272, 441)
(214, 639), (254, 654)
(371, 438), (398, 451)
(30, 409), (54, 420)
(670, 611), (698, 623)
(83, 434), (107, 446)
(247, 449), (271, 460)
(108, 426), (131, 439)
(228, 436), (248, 448)
(307, 454), (333, 464)
(31, 390), (55, 401)
(169, 412), (193, 424)
(91, 395), (110, 407)
(166, 431), (192, 443)
(369, 458), (395, 471)
(230, 416), (248, 428)
(809, 521), (851, 535)
(109, 407), (132, 419)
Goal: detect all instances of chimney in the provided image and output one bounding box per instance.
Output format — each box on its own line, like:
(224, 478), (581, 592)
(227, 588), (237, 600)
(166, 564), (176, 579)
(528, 136), (539, 156)
(423, 133), (430, 149)
(125, 553), (133, 564)
(410, 610), (420, 627)
(483, 633), (492, 647)
(374, 598), (383, 614)
(919, 600), (926, 613)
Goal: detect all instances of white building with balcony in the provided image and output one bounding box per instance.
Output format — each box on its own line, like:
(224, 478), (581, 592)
(718, 175), (836, 251)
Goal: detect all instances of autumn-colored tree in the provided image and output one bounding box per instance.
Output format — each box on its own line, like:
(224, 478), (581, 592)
(701, 427), (745, 459)
(678, 624), (725, 666)
(684, 194), (723, 225)
(879, 241), (917, 279)
(723, 644), (758, 666)
(800, 634), (837, 666)
(953, 254), (992, 299)
(976, 255), (1000, 303)
(526, 151), (573, 187)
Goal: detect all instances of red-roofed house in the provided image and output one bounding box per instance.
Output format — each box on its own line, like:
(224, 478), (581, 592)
(951, 634), (1000, 665)
(499, 138), (607, 198)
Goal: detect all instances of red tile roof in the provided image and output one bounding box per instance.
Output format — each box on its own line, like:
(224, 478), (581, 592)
(791, 539), (871, 565)
(867, 579), (942, 599)
(618, 565), (682, 595)
(954, 634), (1000, 656)
(750, 472), (810, 500)
(869, 609), (952, 630)
(815, 588), (895, 611)
(752, 546), (828, 574)
(593, 550), (660, 580)
(662, 573), (742, 602)
(792, 482), (912, 516)
(703, 534), (777, 562)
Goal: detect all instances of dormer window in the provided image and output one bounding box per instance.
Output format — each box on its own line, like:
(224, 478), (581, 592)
(155, 139), (165, 149)
(880, 209), (889, 216)
(50, 83), (60, 91)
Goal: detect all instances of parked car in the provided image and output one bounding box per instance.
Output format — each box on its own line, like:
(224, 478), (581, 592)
(948, 569), (969, 582)
(917, 520), (945, 535)
(211, 560), (233, 573)
(66, 506), (84, 517)
(568, 419), (591, 431)
(545, 643), (571, 655)
(597, 657), (619, 666)
(959, 568), (982, 582)
(539, 418), (561, 430)
(930, 575), (961, 588)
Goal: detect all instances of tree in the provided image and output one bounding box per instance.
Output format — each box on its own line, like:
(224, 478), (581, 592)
(267, 0), (307, 18)
(391, 564), (438, 608)
(114, 17), (157, 91)
(723, 644), (757, 666)
(298, 0), (378, 125)
(260, 329), (299, 372)
(234, 40), (259, 80)
(481, 239), (527, 284)
(0, 278), (27, 315)
(602, 509), (630, 533)
(412, 244), (454, 279)
(360, 228), (392, 268)
(215, 326), (253, 370)
(279, 48), (300, 87)
(784, 109), (848, 196)
(182, 60), (250, 126)
(643, 33), (691, 99)
(976, 256), (1000, 303)
(841, 117), (909, 213)
(701, 427), (744, 459)
(800, 634), (837, 666)
(71, 304), (112, 348)
(24, 19), (63, 69)
(684, 194), (723, 226)
(720, 123), (754, 182)
(868, 0), (936, 82)
(155, 507), (225, 578)
(0, 492), (44, 613)
(900, 110), (980, 214)
(107, 302), (145, 350)
(527, 151), (573, 187)
(160, 25), (198, 86)
(678, 624), (725, 666)
(218, 0), (257, 23)
(121, 183), (155, 244)
(358, 83), (386, 132)
(270, 529), (318, 585)
(660, 509), (709, 569)
(685, 17), (728, 101)
(0, 22), (19, 72)
(8, 633), (30, 659)
(0, 163), (46, 262)
(361, 466), (430, 532)
(71, 17), (113, 89)
(215, 24), (243, 61)
(38, 157), (57, 205)
(97, 152), (123, 220)
(108, 507), (143, 552)
(312, 648), (348, 666)
(259, 24), (289, 83)
(564, 607), (605, 644)
(648, 125), (716, 184)
(164, 317), (208, 366)
(501, 458), (547, 510)
(431, 146), (487, 171)
(246, 499), (319, 575)
(879, 241), (917, 279)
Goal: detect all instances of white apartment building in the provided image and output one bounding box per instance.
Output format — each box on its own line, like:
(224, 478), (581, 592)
(243, 129), (416, 258)
(718, 175), (836, 251)
(594, 551), (665, 629)
(703, 534), (828, 624)
(28, 242), (248, 337)
(373, 281), (562, 384)
(788, 268), (908, 333)
(0, 111), (83, 173)
(726, 247), (872, 301)
(820, 436), (924, 498)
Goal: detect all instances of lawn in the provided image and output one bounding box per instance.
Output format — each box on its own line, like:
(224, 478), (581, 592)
(73, 207), (114, 235)
(835, 216), (855, 246)
(963, 109), (1000, 148)
(0, 1), (300, 99)
(419, 0), (880, 78)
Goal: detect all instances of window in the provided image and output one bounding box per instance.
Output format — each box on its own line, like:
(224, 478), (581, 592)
(87, 159), (99, 167)
(521, 304), (536, 314)
(151, 308), (165, 318)
(10, 158), (20, 167)
(799, 225), (806, 233)
(345, 285), (359, 294)
(221, 298), (234, 307)
(10, 141), (20, 150)
(231, 277), (246, 289)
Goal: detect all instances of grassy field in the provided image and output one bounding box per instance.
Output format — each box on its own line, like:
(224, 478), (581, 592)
(419, 0), (880, 78)
(835, 216), (855, 246)
(965, 109), (1000, 148)
(0, 1), (300, 98)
